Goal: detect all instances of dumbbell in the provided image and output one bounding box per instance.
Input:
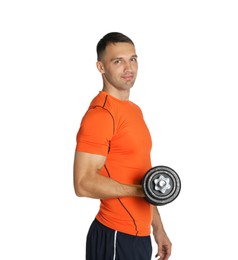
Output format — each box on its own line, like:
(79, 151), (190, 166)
(142, 165), (181, 206)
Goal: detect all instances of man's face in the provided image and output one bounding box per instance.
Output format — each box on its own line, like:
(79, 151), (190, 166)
(98, 42), (138, 91)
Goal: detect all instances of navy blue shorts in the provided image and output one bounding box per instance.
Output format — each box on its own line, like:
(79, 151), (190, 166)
(86, 219), (152, 260)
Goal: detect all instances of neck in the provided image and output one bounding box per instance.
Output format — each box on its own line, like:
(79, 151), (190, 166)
(102, 86), (130, 101)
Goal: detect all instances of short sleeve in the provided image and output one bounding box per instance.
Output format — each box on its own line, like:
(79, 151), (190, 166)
(75, 107), (114, 156)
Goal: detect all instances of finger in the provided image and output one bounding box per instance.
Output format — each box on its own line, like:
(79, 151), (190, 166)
(163, 248), (171, 260)
(158, 247), (166, 260)
(165, 245), (172, 259)
(158, 250), (164, 259)
(155, 252), (161, 260)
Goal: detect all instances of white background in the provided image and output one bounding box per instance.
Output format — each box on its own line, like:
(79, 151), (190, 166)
(1, 0), (238, 259)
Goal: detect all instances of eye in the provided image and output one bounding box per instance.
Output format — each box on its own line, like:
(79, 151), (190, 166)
(114, 59), (121, 64)
(131, 57), (137, 62)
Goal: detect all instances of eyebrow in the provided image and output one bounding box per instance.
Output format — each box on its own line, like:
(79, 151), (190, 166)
(112, 54), (138, 61)
(131, 54), (138, 59)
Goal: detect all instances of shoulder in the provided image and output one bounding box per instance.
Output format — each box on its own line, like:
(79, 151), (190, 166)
(81, 104), (114, 128)
(130, 101), (142, 110)
(83, 106), (114, 123)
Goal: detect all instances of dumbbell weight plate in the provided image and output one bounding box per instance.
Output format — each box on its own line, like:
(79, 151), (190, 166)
(142, 165), (181, 206)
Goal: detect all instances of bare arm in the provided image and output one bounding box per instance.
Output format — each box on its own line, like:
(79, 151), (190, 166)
(152, 206), (172, 260)
(73, 151), (144, 199)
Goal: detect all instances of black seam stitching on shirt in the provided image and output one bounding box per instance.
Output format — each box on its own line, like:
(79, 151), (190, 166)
(104, 164), (139, 236)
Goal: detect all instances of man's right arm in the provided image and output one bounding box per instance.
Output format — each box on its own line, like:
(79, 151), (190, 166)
(73, 151), (144, 199)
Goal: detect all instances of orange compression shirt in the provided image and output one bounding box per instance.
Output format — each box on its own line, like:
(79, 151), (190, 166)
(76, 91), (153, 236)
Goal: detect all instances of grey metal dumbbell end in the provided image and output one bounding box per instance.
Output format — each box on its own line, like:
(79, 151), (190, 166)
(142, 166), (181, 206)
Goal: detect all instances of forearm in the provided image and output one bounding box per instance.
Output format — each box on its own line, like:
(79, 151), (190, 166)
(75, 172), (144, 199)
(152, 206), (172, 259)
(151, 206), (165, 233)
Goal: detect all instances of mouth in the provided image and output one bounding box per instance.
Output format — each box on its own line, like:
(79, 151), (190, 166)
(122, 74), (134, 81)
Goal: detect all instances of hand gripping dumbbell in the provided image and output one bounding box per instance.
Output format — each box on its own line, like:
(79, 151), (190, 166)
(142, 166), (181, 206)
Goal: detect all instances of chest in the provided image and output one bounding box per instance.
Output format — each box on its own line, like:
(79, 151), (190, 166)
(110, 108), (152, 155)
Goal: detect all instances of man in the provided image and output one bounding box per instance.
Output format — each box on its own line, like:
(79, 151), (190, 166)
(73, 32), (172, 260)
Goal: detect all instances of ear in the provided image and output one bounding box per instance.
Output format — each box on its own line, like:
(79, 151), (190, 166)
(96, 61), (105, 73)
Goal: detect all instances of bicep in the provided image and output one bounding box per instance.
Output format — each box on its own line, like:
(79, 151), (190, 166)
(73, 151), (106, 195)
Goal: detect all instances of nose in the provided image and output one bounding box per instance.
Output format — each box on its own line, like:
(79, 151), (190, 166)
(124, 61), (132, 72)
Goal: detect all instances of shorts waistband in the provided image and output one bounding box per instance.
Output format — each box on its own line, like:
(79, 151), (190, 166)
(93, 218), (115, 233)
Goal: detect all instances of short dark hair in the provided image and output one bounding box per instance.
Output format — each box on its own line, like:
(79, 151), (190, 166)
(96, 32), (134, 61)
